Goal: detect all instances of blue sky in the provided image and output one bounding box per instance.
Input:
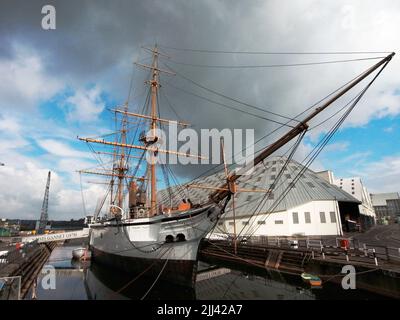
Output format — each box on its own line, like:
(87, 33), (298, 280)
(308, 114), (400, 192)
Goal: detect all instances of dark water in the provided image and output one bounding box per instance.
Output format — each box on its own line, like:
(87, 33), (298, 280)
(27, 245), (395, 300)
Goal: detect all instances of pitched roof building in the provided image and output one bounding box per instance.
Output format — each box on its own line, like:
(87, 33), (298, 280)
(160, 156), (364, 237)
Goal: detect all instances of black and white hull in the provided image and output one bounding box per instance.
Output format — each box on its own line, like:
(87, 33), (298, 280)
(89, 205), (221, 287)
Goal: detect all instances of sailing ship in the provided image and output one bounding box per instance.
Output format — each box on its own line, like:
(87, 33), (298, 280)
(78, 46), (394, 287)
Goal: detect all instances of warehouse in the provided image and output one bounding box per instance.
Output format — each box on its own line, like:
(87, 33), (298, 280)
(159, 156), (361, 237)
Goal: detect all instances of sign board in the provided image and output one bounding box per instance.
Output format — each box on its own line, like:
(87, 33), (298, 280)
(21, 228), (90, 244)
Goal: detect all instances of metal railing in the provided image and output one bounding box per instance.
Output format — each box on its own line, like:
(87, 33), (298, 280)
(244, 235), (400, 267)
(0, 276), (21, 300)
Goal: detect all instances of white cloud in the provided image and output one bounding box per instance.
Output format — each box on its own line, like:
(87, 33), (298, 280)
(0, 44), (63, 111)
(36, 139), (92, 159)
(0, 160), (105, 220)
(63, 86), (106, 122)
(321, 141), (350, 153)
(349, 155), (400, 193)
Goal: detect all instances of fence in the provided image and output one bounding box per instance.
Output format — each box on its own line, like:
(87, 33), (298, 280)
(0, 276), (21, 300)
(244, 235), (400, 266)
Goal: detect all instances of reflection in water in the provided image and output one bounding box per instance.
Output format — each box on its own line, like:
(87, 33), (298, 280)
(29, 245), (396, 300)
(84, 262), (196, 300)
(84, 261), (314, 300)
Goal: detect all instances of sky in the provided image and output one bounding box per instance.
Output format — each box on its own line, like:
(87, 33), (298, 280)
(0, 0), (399, 220)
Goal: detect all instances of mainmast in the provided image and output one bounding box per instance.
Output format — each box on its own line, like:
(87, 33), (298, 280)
(117, 103), (129, 211)
(78, 45), (204, 218)
(149, 46), (159, 216)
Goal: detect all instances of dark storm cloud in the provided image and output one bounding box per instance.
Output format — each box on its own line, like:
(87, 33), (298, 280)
(1, 0), (399, 180)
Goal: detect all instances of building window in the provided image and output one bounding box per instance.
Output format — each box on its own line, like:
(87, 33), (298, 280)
(271, 167), (276, 172)
(330, 212), (337, 223)
(286, 174), (291, 179)
(292, 212), (299, 224)
(257, 220), (266, 225)
(271, 175), (276, 180)
(246, 195), (253, 202)
(274, 220), (283, 224)
(242, 221), (249, 225)
(228, 222), (235, 226)
(306, 182), (315, 188)
(218, 222), (223, 226)
(304, 212), (311, 223)
(320, 212), (326, 223)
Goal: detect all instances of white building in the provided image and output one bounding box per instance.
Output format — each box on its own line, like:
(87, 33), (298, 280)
(334, 177), (375, 217)
(159, 156), (362, 237)
(370, 192), (400, 223)
(317, 172), (376, 229)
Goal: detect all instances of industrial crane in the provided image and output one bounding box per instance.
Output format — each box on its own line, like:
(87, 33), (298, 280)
(36, 171), (51, 235)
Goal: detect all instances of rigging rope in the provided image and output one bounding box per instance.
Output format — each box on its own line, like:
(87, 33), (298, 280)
(157, 45), (391, 55)
(162, 56), (385, 69)
(140, 254), (170, 300)
(164, 81), (296, 127)
(163, 63), (300, 125)
(173, 59), (384, 186)
(242, 60), (389, 238)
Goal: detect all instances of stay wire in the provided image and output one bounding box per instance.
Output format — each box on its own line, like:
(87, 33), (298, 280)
(163, 62), (300, 124)
(244, 61), (388, 239)
(164, 81), (296, 127)
(170, 58), (385, 186)
(162, 56), (385, 69)
(233, 60), (389, 239)
(157, 45), (391, 55)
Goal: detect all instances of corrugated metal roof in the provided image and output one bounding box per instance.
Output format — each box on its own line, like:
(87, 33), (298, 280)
(370, 192), (400, 206)
(158, 156), (360, 217)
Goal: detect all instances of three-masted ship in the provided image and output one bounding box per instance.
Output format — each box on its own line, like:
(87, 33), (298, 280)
(78, 46), (394, 287)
